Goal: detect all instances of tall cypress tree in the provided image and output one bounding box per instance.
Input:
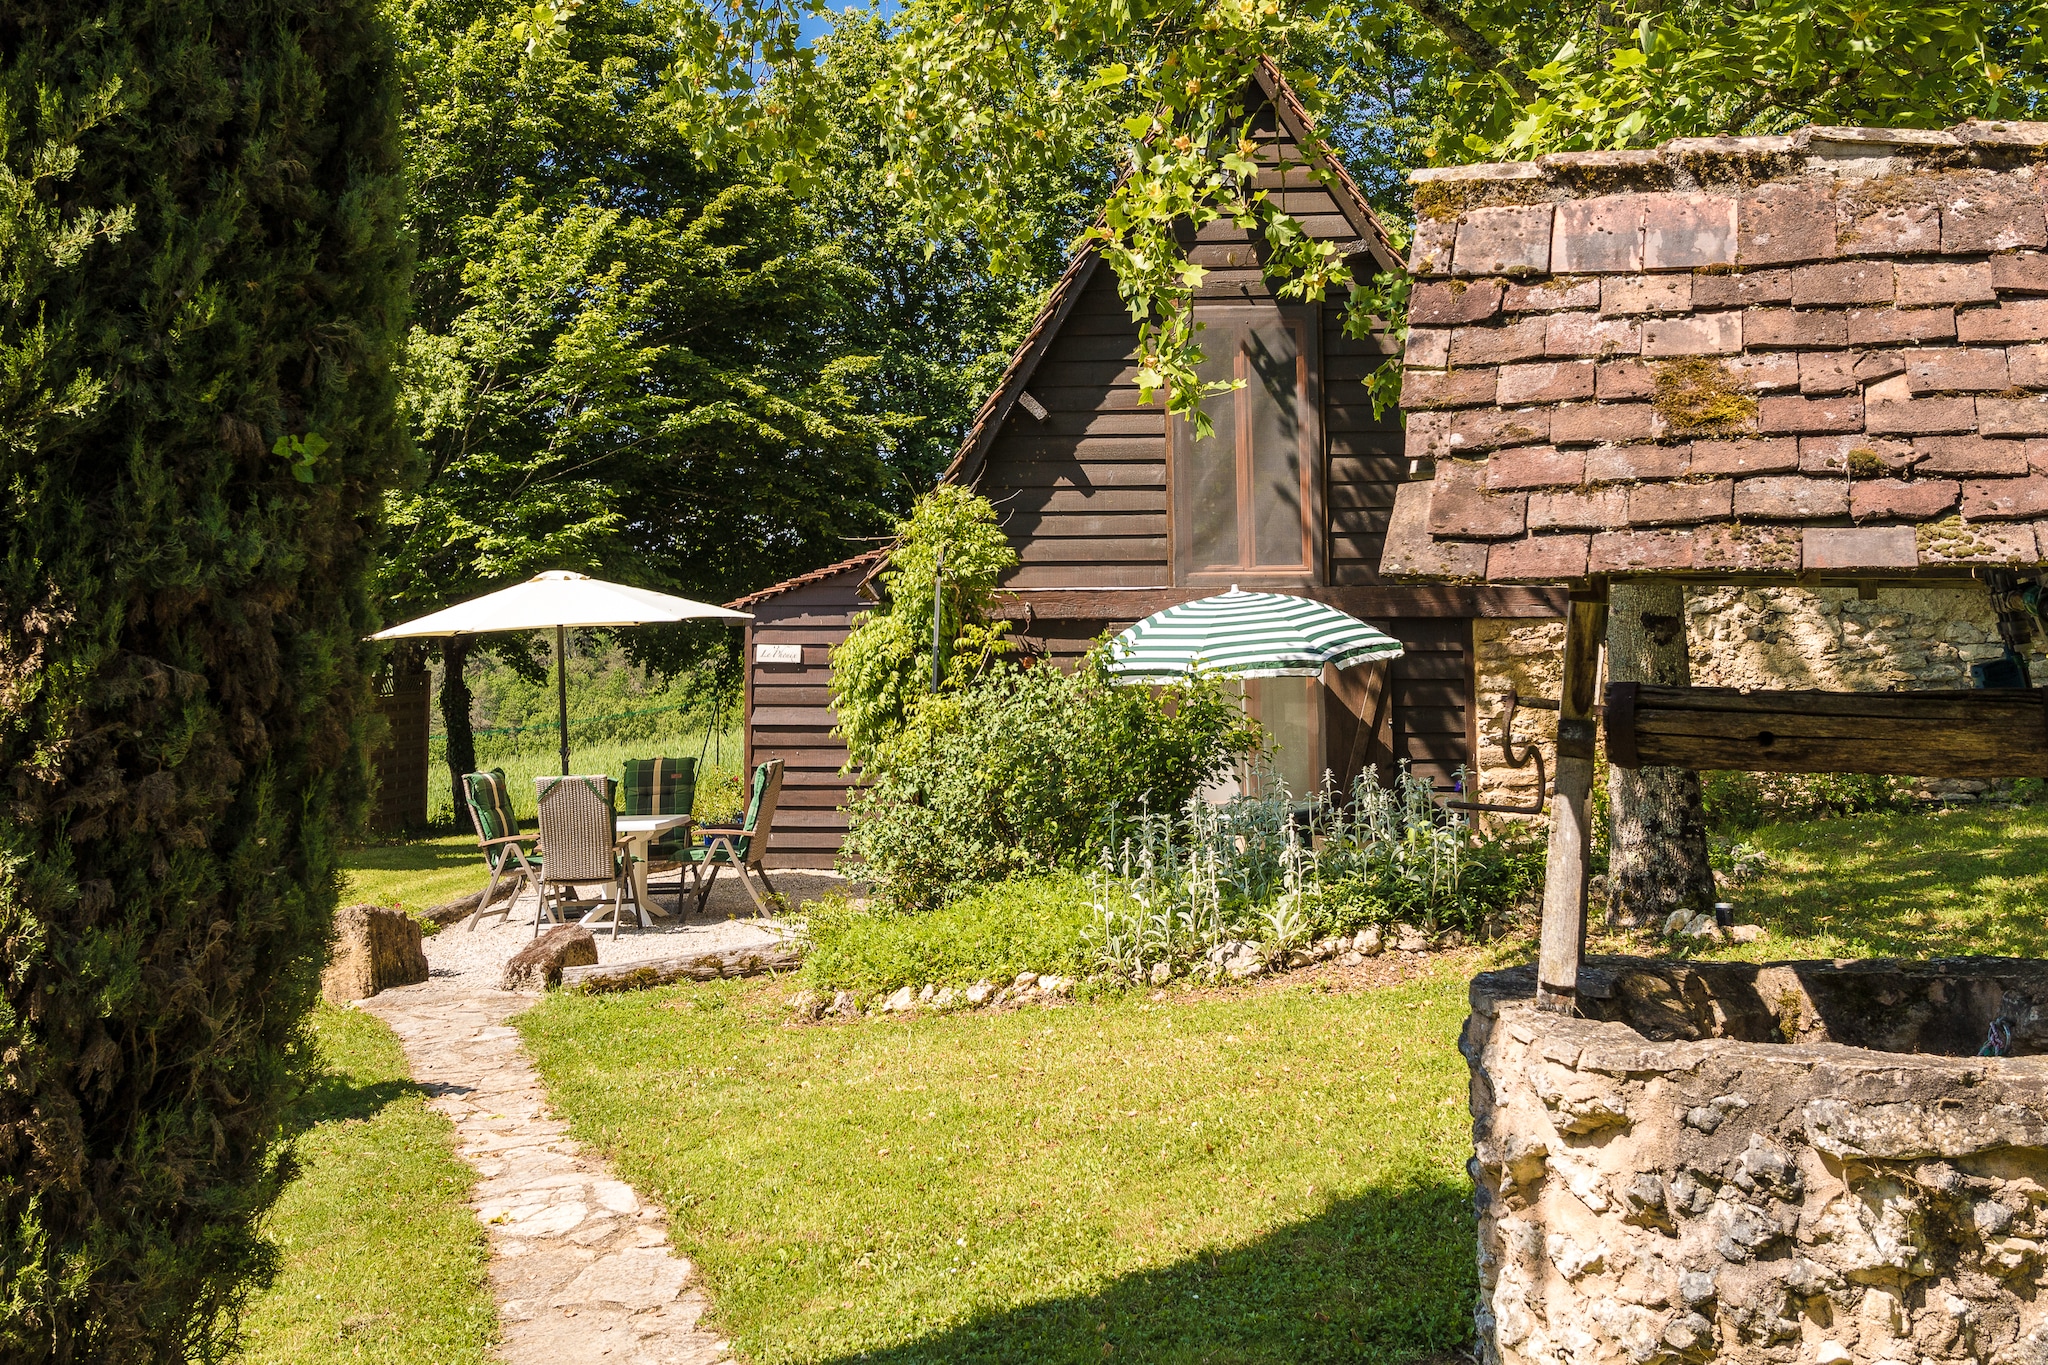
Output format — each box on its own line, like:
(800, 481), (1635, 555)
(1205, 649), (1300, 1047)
(0, 1), (406, 1357)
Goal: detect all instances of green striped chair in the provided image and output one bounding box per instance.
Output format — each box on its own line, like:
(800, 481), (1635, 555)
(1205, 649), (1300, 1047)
(684, 758), (785, 916)
(620, 756), (698, 876)
(462, 769), (542, 931)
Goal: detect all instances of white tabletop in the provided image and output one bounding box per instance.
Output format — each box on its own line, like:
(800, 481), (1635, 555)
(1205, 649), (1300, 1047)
(616, 813), (693, 835)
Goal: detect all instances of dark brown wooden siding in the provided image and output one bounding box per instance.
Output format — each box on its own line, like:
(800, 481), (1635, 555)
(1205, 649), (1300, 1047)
(743, 566), (868, 869)
(1386, 617), (1476, 793)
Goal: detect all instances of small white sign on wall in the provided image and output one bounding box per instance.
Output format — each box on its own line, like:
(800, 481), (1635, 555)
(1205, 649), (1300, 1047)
(755, 643), (804, 664)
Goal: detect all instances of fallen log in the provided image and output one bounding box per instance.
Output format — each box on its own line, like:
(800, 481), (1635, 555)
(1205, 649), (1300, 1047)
(1604, 682), (2048, 777)
(560, 944), (805, 993)
(422, 881), (515, 928)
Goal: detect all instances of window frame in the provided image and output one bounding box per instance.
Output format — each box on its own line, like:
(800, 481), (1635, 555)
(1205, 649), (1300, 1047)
(1167, 303), (1325, 588)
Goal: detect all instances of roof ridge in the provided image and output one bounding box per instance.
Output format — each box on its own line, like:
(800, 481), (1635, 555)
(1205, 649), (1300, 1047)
(724, 547), (888, 611)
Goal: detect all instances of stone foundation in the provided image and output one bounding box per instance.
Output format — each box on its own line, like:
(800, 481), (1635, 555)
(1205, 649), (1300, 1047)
(1466, 957), (2048, 1365)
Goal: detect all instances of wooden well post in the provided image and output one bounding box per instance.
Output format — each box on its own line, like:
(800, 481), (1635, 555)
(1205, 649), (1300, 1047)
(1535, 584), (1607, 1015)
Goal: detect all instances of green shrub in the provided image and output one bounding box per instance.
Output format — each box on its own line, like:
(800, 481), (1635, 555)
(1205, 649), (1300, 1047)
(842, 649), (1257, 908)
(1701, 770), (1916, 832)
(0, 2), (405, 1357)
(799, 875), (1094, 994)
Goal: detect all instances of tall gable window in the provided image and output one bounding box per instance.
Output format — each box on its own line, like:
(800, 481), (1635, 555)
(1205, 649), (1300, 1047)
(1170, 306), (1321, 584)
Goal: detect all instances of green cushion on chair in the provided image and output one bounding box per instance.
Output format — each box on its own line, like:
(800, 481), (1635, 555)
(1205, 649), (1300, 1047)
(622, 757), (697, 860)
(464, 769), (530, 870)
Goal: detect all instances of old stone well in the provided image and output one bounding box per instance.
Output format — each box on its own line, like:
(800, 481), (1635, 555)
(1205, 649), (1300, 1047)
(1381, 120), (2048, 1363)
(1468, 958), (2048, 1365)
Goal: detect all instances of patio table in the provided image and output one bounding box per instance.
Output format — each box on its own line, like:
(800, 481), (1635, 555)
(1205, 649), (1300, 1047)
(602, 812), (694, 928)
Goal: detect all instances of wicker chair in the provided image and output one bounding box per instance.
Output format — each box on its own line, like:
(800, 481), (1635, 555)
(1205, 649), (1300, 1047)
(532, 775), (643, 939)
(683, 759), (785, 915)
(462, 769), (542, 931)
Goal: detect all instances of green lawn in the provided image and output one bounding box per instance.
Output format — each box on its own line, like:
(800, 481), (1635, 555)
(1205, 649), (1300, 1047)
(518, 971), (1476, 1365)
(340, 832), (486, 914)
(237, 1005), (495, 1364)
(1608, 804), (2048, 963)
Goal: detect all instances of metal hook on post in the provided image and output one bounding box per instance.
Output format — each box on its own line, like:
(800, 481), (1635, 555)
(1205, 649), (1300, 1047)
(1441, 687), (1552, 816)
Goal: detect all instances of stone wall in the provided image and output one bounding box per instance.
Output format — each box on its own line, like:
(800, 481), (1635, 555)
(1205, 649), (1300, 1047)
(1467, 581), (2039, 808)
(1467, 957), (2048, 1365)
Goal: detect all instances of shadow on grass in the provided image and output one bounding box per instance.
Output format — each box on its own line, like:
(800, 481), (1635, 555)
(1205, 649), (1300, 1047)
(1727, 808), (2048, 959)
(817, 1179), (1475, 1365)
(292, 1066), (423, 1129)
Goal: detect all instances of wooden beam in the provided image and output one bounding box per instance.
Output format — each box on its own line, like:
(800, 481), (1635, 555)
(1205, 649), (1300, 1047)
(561, 945), (804, 993)
(1536, 588), (1608, 1016)
(1605, 683), (2048, 777)
(992, 584), (1567, 622)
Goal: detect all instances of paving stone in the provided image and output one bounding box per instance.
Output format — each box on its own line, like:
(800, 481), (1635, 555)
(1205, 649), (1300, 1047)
(1403, 368), (1499, 409)
(1694, 523), (1802, 572)
(1846, 307), (1957, 346)
(1906, 348), (2011, 394)
(1629, 479), (1733, 527)
(1445, 406), (1552, 452)
(1757, 393), (1863, 435)
(1410, 279), (1506, 326)
(1408, 217), (1456, 275)
(1734, 474), (1849, 520)
(1403, 410), (1454, 462)
(1381, 482), (1490, 578)
(1529, 487), (1630, 531)
(1850, 478), (1959, 520)
(1802, 525), (1918, 570)
(1545, 312), (1642, 358)
(1956, 300), (2048, 344)
(1595, 359), (1656, 401)
(1428, 460), (1528, 539)
(1640, 312), (1741, 357)
(1599, 275), (1691, 316)
(1977, 393), (2048, 437)
(1913, 435), (2032, 476)
(1550, 402), (1657, 446)
(1835, 198), (1940, 256)
(1918, 519), (2039, 566)
(1745, 309), (1848, 349)
(1739, 183), (1838, 265)
(1800, 434), (1914, 475)
(1852, 349), (1909, 383)
(2007, 342), (2048, 388)
(1487, 534), (1590, 581)
(1689, 268), (1791, 308)
(1991, 252), (2048, 295)
(1589, 529), (1695, 572)
(1403, 328), (1451, 369)
(1724, 352), (1801, 392)
(1865, 393), (1978, 436)
(1940, 177), (2048, 253)
(1798, 352), (1858, 395)
(1585, 442), (1689, 482)
(1485, 445), (1584, 490)
(1496, 361), (1595, 406)
(1790, 260), (1895, 307)
(1505, 278), (1603, 313)
(1688, 437), (1798, 477)
(1552, 197), (1643, 274)
(1963, 475), (2048, 521)
(1449, 316), (1549, 366)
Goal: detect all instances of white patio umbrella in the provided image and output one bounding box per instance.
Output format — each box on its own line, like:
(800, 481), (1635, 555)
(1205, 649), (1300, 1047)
(373, 571), (752, 774)
(1105, 587), (1403, 681)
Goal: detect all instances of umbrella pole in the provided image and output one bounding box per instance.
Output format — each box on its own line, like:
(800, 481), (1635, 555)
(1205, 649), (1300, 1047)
(555, 624), (570, 776)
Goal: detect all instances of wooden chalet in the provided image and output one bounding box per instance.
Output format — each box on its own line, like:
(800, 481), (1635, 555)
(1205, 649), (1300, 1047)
(730, 60), (1564, 869)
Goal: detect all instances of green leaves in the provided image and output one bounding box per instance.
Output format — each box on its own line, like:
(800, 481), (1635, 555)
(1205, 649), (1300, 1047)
(271, 431), (328, 483)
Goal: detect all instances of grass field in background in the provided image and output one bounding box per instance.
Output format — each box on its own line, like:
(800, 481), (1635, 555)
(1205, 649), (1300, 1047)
(342, 833), (488, 914)
(237, 1005), (494, 1364)
(519, 970), (1477, 1365)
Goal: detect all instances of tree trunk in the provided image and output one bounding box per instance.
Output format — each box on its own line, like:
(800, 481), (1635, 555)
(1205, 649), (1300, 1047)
(441, 636), (477, 824)
(1605, 581), (1716, 926)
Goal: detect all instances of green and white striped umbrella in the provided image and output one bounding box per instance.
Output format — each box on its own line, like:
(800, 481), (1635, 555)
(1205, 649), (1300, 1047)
(1106, 588), (1404, 681)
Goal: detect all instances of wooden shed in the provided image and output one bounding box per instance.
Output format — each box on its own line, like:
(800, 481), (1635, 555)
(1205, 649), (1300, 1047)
(731, 59), (1563, 869)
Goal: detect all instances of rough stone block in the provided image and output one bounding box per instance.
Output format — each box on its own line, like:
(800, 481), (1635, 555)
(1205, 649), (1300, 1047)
(1865, 394), (1978, 436)
(1504, 277), (1602, 313)
(1991, 251), (2048, 295)
(1791, 260), (1895, 307)
(1446, 407), (1552, 453)
(1404, 327), (1451, 369)
(1942, 178), (2048, 253)
(1846, 307), (1957, 346)
(1798, 352), (1858, 395)
(1403, 368), (1499, 409)
(1853, 349), (1908, 383)
(1530, 486), (1629, 531)
(1918, 517), (2039, 565)
(501, 924), (600, 992)
(322, 903), (429, 1004)
(1850, 477), (1959, 520)
(1689, 268), (1791, 308)
(1408, 217), (1456, 276)
(1427, 460), (1528, 539)
(1379, 481), (1489, 578)
(1895, 260), (1997, 307)
(1739, 183), (1838, 265)
(1589, 529), (1695, 572)
(1544, 312), (1642, 358)
(1485, 444), (1583, 490)
(1963, 475), (2048, 520)
(1757, 393), (1863, 435)
(1487, 534), (1590, 581)
(1800, 434), (1914, 474)
(1744, 308), (1848, 349)
(1906, 347), (2012, 394)
(1695, 522), (1802, 571)
(1595, 359), (1656, 401)
(1549, 402), (1657, 446)
(1453, 204), (1554, 276)
(1409, 278), (1506, 326)
(1640, 192), (1738, 269)
(1734, 474), (1849, 520)
(1585, 442), (1688, 482)
(1803, 525), (1918, 569)
(1914, 435), (2031, 476)
(1835, 198), (1941, 256)
(1496, 360), (1596, 406)
(1599, 275), (1692, 316)
(1980, 393), (2048, 437)
(1628, 479), (1733, 526)
(2008, 342), (2048, 388)
(1404, 410), (1453, 463)
(1688, 437), (1799, 476)
(1552, 196), (1644, 274)
(1641, 312), (1742, 357)
(1956, 300), (2048, 343)
(1449, 316), (1550, 366)
(2030, 438), (2048, 476)
(1725, 352), (1802, 392)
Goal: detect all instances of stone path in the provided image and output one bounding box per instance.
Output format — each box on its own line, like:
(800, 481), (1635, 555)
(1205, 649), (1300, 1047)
(359, 978), (728, 1365)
